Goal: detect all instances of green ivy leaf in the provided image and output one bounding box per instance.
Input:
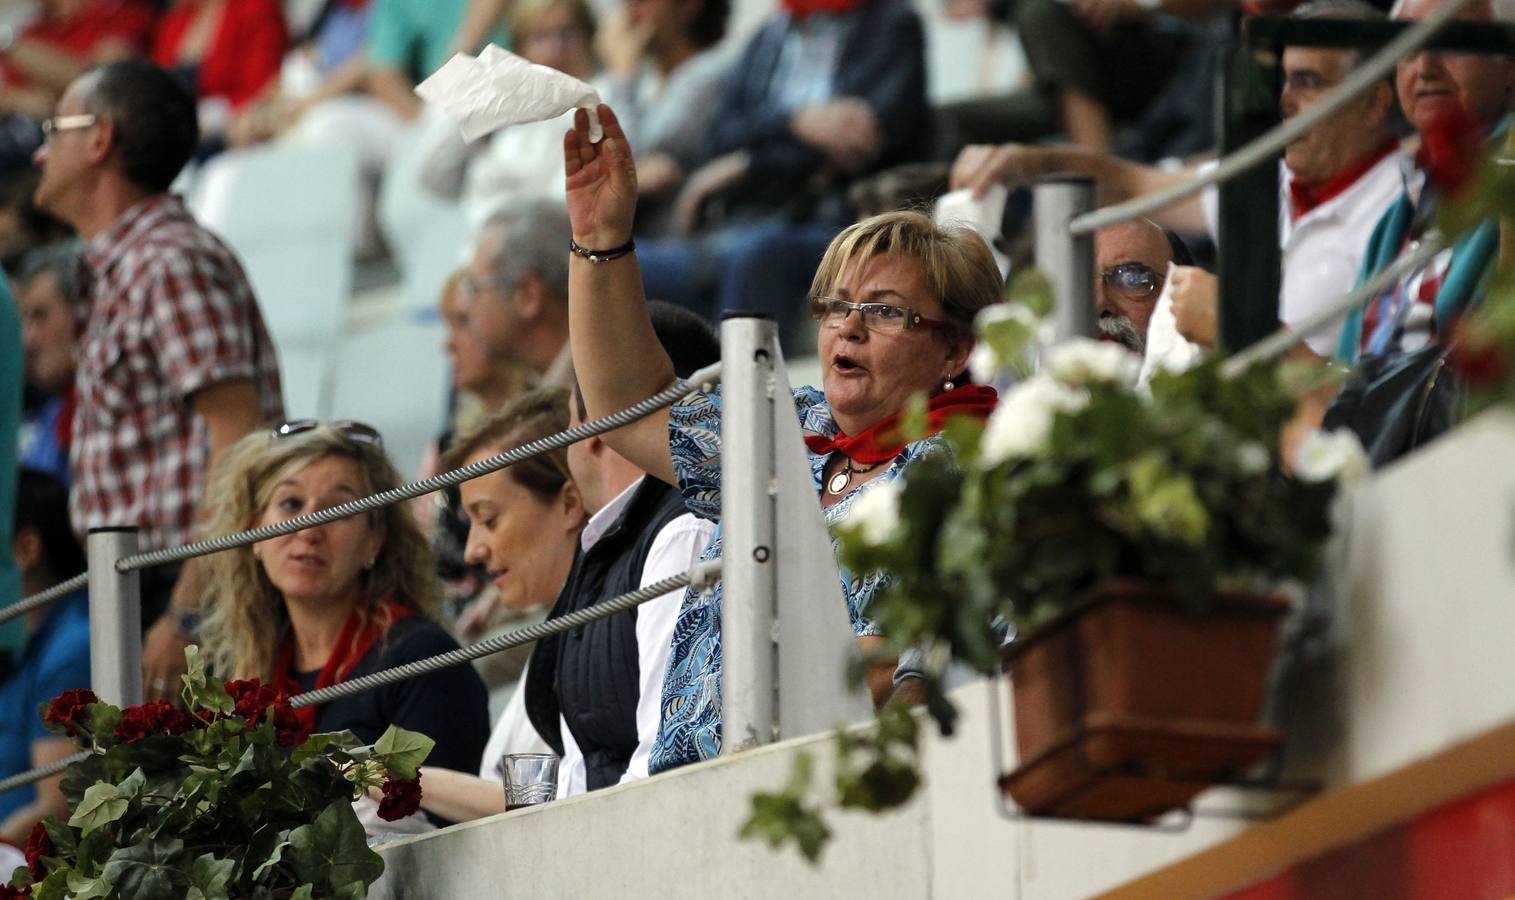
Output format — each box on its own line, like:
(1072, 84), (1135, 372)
(65, 869), (110, 900)
(286, 801), (385, 891)
(183, 853), (234, 900)
(183, 645), (235, 715)
(32, 868), (71, 900)
(738, 753), (832, 864)
(291, 731), (355, 766)
(248, 835), (290, 881)
(99, 837), (186, 900)
(372, 726), (435, 781)
(291, 886), (315, 900)
(69, 782), (128, 833)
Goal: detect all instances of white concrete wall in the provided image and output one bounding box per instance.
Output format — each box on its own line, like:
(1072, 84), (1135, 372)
(372, 412), (1515, 899)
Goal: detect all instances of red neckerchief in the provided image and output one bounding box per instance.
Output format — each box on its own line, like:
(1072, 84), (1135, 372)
(275, 599), (413, 733)
(804, 384), (998, 465)
(1287, 140), (1398, 221)
(782, 0), (865, 17)
(1413, 106), (1483, 195)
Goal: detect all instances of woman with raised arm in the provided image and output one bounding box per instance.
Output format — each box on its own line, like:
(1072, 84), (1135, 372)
(563, 105), (1003, 774)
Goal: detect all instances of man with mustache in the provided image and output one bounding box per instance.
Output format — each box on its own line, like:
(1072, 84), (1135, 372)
(1094, 217), (1194, 356)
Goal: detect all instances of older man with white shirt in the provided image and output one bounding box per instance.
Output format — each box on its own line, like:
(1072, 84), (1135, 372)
(952, 0), (1404, 356)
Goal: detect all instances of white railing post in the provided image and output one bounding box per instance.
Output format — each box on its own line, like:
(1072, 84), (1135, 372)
(86, 528), (142, 707)
(719, 314), (779, 753)
(1034, 176), (1097, 342)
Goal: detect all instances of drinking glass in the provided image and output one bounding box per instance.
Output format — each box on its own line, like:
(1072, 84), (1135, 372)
(501, 753), (559, 810)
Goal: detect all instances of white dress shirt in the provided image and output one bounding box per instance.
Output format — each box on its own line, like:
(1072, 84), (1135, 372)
(555, 477), (717, 798)
(1199, 149), (1406, 356)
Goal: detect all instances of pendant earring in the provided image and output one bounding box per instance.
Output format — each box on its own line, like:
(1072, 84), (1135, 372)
(943, 379), (955, 391)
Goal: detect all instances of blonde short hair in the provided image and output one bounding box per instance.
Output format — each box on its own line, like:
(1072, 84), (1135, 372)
(438, 388), (576, 506)
(197, 426), (441, 681)
(810, 210), (1003, 342)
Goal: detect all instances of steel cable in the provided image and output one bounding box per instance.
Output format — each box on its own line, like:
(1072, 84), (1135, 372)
(0, 573), (89, 627)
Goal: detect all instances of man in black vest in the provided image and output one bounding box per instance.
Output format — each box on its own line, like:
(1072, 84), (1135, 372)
(524, 302), (719, 794)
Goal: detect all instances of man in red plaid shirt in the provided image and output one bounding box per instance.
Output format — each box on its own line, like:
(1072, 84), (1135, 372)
(33, 59), (284, 694)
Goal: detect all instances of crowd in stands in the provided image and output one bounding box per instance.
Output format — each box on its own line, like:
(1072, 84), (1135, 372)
(0, 0), (1510, 848)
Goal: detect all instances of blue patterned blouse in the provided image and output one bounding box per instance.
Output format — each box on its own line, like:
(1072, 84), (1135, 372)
(648, 384), (943, 774)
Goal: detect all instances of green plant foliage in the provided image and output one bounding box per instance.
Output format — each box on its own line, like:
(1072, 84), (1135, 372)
(8, 647), (437, 899)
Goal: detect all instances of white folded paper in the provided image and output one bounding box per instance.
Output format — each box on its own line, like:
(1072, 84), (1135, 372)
(934, 185), (1011, 279)
(1137, 261), (1206, 387)
(416, 44), (603, 143)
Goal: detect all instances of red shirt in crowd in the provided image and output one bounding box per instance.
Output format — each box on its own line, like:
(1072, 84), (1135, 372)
(150, 0), (287, 110)
(1, 0), (157, 89)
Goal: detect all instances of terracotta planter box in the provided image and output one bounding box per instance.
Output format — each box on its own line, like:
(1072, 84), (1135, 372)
(999, 580), (1289, 823)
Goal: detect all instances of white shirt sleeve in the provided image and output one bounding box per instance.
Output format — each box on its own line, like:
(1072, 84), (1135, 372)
(557, 714), (587, 799)
(619, 512), (718, 784)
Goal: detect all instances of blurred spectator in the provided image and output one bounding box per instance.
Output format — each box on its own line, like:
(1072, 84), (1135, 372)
(463, 199), (575, 388)
(197, 422), (489, 834)
(31, 60), (284, 695)
(0, 469), (89, 844)
(950, 0), (1405, 357)
(365, 0), (478, 123)
(1011, 0), (1220, 154)
(418, 0), (599, 228)
(597, 0), (731, 234)
(632, 0), (930, 339)
(16, 241), (84, 485)
(1334, 0), (1513, 361)
(0, 0), (155, 171)
(151, 0), (288, 153)
(525, 302), (719, 797)
(1094, 217), (1192, 355)
(418, 268), (533, 616)
(0, 169), (71, 274)
(0, 274), (19, 662)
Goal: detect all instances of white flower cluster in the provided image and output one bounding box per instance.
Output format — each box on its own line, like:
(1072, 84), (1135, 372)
(980, 374), (1088, 464)
(847, 478), (903, 546)
(1045, 338), (1142, 388)
(969, 303), (1045, 383)
(1293, 428), (1371, 484)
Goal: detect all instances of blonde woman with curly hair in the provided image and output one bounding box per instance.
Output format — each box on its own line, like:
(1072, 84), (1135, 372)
(197, 421), (490, 830)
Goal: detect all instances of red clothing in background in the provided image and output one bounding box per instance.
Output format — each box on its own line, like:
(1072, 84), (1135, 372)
(151, 0), (287, 110)
(1, 0), (157, 88)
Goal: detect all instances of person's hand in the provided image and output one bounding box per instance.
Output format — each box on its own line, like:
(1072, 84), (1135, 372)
(671, 151), (750, 234)
(1168, 265), (1218, 348)
(564, 104), (638, 248)
(595, 8), (656, 78)
(950, 142), (1042, 198)
(636, 151), (684, 198)
(142, 616), (190, 701)
(790, 98), (881, 173)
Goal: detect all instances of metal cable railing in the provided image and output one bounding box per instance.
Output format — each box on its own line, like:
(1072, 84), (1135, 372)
(0, 573), (89, 627)
(292, 560), (721, 708)
(116, 362), (721, 573)
(0, 560), (722, 797)
(1066, 0), (1479, 236)
(1222, 232), (1449, 375)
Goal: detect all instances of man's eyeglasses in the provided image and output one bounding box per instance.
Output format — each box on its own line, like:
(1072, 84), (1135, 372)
(809, 297), (947, 335)
(41, 114), (98, 142)
(1100, 263), (1163, 299)
(272, 419), (384, 448)
(458, 273), (516, 301)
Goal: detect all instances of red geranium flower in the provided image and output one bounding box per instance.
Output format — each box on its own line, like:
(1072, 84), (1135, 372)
(225, 679), (283, 726)
(42, 689), (98, 736)
(272, 702), (309, 749)
(376, 773), (423, 822)
(0, 883), (32, 899)
(113, 700), (194, 743)
(25, 820), (53, 878)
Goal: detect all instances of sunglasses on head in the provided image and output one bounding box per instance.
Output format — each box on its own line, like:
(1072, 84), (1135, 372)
(271, 419), (384, 448)
(1101, 262), (1163, 299)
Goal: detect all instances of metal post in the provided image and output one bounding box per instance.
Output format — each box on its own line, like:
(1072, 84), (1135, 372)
(1217, 35), (1283, 351)
(719, 314), (778, 753)
(1034, 176), (1096, 342)
(86, 528), (142, 707)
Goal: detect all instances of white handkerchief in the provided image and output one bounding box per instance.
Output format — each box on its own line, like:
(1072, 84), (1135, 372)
(1137, 261), (1205, 387)
(934, 185), (1010, 279)
(416, 44), (603, 143)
